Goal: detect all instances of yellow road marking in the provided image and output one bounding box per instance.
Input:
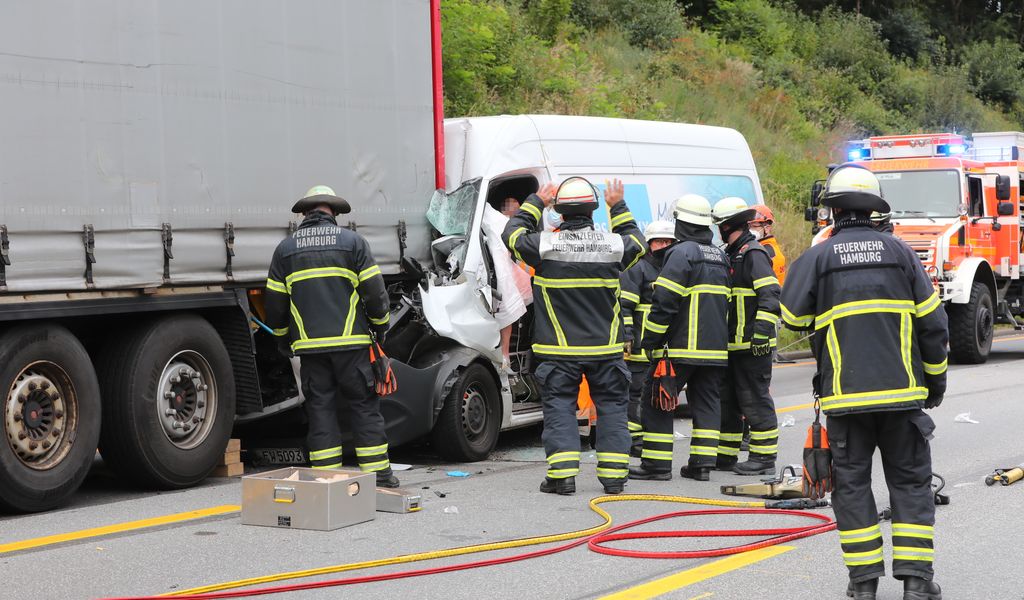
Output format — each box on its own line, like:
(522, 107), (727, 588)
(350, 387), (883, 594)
(0, 505), (240, 554)
(777, 402), (813, 414)
(688, 594), (714, 600)
(598, 545), (794, 600)
(994, 335), (1024, 343)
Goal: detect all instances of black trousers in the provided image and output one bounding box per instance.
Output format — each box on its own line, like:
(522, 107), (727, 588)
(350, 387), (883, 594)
(300, 349), (390, 473)
(827, 410), (936, 583)
(535, 359), (631, 485)
(627, 361), (648, 446)
(640, 362), (725, 471)
(719, 350), (778, 462)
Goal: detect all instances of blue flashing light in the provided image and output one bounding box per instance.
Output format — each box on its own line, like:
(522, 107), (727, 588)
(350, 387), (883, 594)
(847, 147), (871, 161)
(936, 143), (966, 156)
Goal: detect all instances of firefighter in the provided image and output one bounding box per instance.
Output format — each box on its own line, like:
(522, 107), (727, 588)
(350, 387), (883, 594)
(264, 186), (399, 488)
(712, 198), (782, 476)
(781, 165), (947, 600)
(630, 194), (730, 482)
(871, 210), (895, 234)
(749, 204), (786, 285)
(620, 220), (677, 456)
(503, 178), (646, 495)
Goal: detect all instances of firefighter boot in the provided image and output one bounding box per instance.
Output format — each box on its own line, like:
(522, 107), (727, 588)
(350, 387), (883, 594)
(540, 476), (576, 495)
(628, 465), (671, 481)
(679, 465), (711, 481)
(732, 459), (776, 476)
(846, 578), (878, 600)
(715, 457), (738, 471)
(376, 469), (400, 489)
(603, 480), (626, 494)
(903, 577), (941, 600)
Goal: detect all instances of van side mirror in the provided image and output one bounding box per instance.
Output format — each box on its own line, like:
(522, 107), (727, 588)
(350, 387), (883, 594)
(804, 207), (818, 222)
(996, 175), (1012, 201)
(997, 202), (1014, 216)
(810, 180), (824, 207)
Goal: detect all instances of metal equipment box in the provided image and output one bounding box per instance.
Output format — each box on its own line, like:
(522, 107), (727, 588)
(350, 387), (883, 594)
(241, 467), (375, 531)
(376, 488), (423, 514)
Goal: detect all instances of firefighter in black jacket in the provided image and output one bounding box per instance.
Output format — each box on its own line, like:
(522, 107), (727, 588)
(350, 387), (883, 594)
(620, 220), (676, 456)
(712, 197), (782, 476)
(265, 186), (399, 488)
(503, 178), (646, 495)
(631, 194), (730, 482)
(781, 165), (947, 600)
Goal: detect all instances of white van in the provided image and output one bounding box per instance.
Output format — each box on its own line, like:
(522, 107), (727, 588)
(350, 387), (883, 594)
(423, 114), (766, 441)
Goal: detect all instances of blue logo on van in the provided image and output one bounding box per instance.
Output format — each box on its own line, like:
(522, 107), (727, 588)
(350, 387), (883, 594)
(593, 184), (652, 232)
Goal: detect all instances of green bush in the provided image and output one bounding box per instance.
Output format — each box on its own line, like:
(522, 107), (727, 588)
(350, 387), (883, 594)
(571, 0), (683, 50)
(962, 39), (1024, 109)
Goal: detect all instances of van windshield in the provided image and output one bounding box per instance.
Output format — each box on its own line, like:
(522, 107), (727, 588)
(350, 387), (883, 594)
(875, 170), (961, 218)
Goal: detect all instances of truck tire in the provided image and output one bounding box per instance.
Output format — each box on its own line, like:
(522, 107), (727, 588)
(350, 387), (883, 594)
(97, 315), (235, 488)
(0, 325), (101, 513)
(431, 363), (500, 462)
(948, 281), (993, 365)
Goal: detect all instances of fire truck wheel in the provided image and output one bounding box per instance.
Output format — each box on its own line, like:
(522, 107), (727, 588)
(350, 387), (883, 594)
(0, 325), (101, 513)
(97, 314), (235, 489)
(948, 281), (993, 365)
(432, 363), (500, 462)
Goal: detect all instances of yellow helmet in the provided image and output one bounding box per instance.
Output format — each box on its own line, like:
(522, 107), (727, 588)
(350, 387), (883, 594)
(822, 164), (890, 213)
(672, 194), (713, 226)
(712, 197), (757, 228)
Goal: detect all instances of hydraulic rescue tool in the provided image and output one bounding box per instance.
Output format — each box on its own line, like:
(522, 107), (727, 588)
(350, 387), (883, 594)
(985, 464), (1024, 486)
(721, 464), (807, 500)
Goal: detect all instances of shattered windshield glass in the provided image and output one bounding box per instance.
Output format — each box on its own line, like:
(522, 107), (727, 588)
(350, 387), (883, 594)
(426, 179), (481, 236)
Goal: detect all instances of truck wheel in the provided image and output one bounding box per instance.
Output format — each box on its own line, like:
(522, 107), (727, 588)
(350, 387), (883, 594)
(431, 363), (500, 462)
(0, 325), (101, 512)
(98, 315), (235, 488)
(948, 281), (993, 365)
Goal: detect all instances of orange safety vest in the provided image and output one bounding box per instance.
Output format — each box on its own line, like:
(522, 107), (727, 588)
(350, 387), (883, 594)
(760, 236), (786, 286)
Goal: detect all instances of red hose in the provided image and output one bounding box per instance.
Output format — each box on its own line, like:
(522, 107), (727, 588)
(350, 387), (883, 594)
(102, 507), (834, 600)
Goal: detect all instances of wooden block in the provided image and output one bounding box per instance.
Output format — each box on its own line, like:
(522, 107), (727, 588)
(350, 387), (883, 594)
(221, 451), (241, 466)
(212, 462), (244, 477)
(224, 438), (241, 453)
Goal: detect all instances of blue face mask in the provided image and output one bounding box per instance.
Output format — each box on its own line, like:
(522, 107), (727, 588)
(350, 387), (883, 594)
(543, 208), (563, 231)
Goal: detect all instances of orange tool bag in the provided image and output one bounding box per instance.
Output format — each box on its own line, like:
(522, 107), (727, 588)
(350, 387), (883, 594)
(368, 341), (398, 397)
(650, 348), (678, 412)
(802, 397), (833, 499)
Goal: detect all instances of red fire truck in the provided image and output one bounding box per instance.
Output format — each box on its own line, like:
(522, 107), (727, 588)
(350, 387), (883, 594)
(807, 132), (1024, 363)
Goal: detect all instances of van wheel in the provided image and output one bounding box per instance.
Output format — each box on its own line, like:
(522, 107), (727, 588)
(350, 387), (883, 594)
(0, 325), (101, 513)
(98, 315), (235, 488)
(948, 281), (992, 364)
(432, 364), (500, 462)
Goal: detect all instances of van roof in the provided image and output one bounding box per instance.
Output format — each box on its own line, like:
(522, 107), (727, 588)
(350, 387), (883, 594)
(444, 114), (758, 189)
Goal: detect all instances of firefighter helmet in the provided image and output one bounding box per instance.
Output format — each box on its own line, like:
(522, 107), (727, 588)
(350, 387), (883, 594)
(291, 185), (351, 215)
(822, 164), (890, 214)
(870, 210), (892, 223)
(672, 194), (713, 226)
(712, 197), (758, 229)
(643, 220), (676, 242)
(750, 204), (775, 225)
(552, 177), (599, 216)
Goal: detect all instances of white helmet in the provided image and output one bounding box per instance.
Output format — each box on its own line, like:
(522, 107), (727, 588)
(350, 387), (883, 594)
(870, 210), (892, 222)
(822, 164), (890, 213)
(643, 220), (676, 242)
(552, 177), (599, 215)
(711, 197), (757, 227)
(672, 194), (713, 226)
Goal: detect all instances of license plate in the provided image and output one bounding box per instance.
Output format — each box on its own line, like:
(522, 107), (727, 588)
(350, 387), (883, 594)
(253, 448), (307, 465)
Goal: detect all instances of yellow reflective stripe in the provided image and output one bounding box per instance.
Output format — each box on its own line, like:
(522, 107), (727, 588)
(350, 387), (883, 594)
(893, 546), (934, 561)
(893, 546), (933, 554)
(815, 299), (915, 330)
(717, 446), (740, 456)
(650, 348), (729, 360)
(839, 524), (882, 538)
(342, 289), (360, 336)
(272, 327), (289, 337)
(756, 311), (779, 325)
(732, 288), (757, 297)
(625, 234), (646, 269)
(748, 429), (779, 440)
(893, 524), (934, 538)
(289, 301), (308, 340)
(735, 295), (747, 345)
(533, 343), (624, 356)
(820, 387), (929, 411)
(534, 276), (620, 288)
(596, 468), (628, 478)
(719, 432), (744, 442)
(620, 290), (641, 304)
(753, 276), (779, 290)
(781, 304), (813, 328)
(610, 211), (633, 228)
(826, 324), (842, 397)
(730, 340), (777, 351)
(547, 451), (581, 463)
(916, 292), (941, 317)
(637, 303), (652, 311)
(266, 278), (287, 293)
(690, 446), (718, 456)
(923, 359), (947, 376)
(309, 446), (343, 460)
(654, 277), (689, 297)
(627, 421), (643, 432)
(901, 313), (916, 389)
(355, 444), (388, 457)
(539, 287), (568, 347)
(748, 444), (778, 453)
(508, 227), (528, 263)
(369, 312), (390, 326)
(609, 295), (621, 345)
(691, 285), (731, 295)
(359, 460), (390, 472)
(285, 267), (358, 289)
(546, 468), (579, 478)
(645, 320), (669, 334)
(691, 429), (720, 439)
(641, 449), (673, 460)
(312, 462), (343, 470)
(291, 335), (371, 351)
(643, 432), (675, 442)
(843, 549), (884, 566)
(840, 530), (882, 544)
(688, 293), (700, 350)
(597, 453), (630, 464)
(622, 316), (634, 325)
(521, 201), (542, 221)
(358, 265), (382, 282)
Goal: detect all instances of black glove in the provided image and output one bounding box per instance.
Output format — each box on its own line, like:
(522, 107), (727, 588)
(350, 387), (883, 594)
(750, 334), (772, 357)
(924, 375), (946, 409)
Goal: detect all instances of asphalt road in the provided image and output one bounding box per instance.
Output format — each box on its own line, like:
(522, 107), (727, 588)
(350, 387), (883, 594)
(4, 336), (1024, 600)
